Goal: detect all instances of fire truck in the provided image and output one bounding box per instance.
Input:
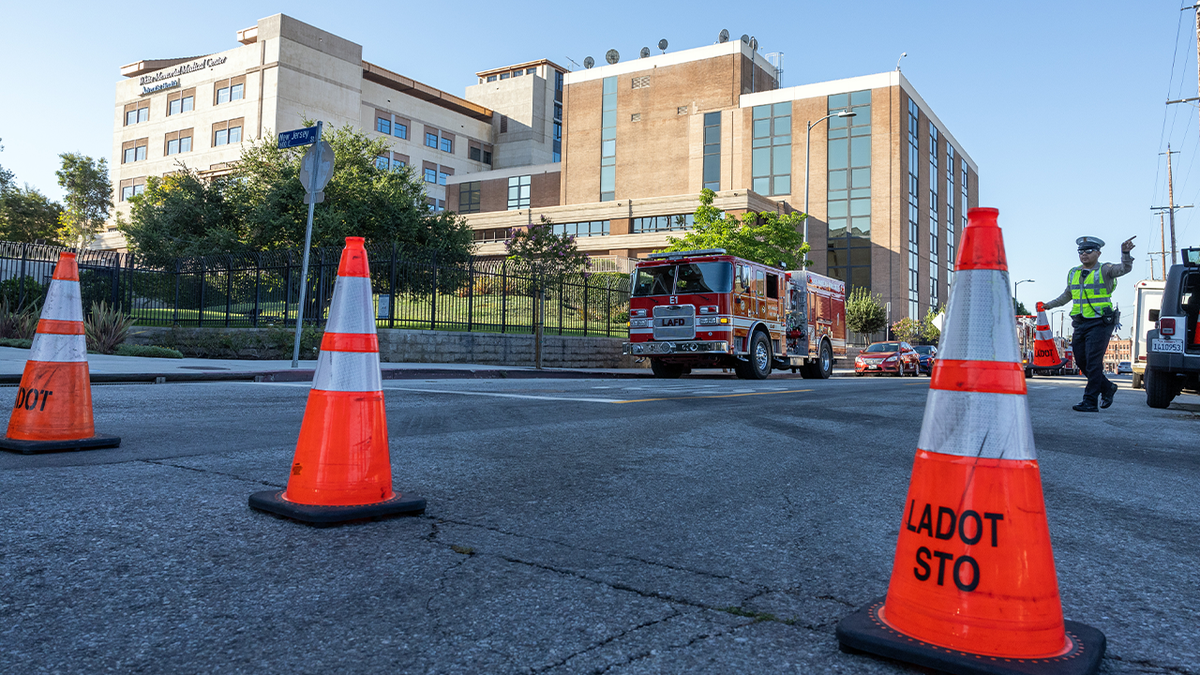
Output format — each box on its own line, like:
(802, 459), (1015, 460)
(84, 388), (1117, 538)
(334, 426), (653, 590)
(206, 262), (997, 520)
(622, 249), (846, 379)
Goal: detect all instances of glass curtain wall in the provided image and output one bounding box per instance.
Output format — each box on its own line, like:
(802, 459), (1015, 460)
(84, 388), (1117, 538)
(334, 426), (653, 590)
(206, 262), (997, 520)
(928, 126), (939, 310)
(703, 112), (721, 191)
(907, 99), (920, 319)
(751, 102), (791, 196)
(946, 145), (956, 287)
(826, 91), (872, 292)
(600, 77), (617, 201)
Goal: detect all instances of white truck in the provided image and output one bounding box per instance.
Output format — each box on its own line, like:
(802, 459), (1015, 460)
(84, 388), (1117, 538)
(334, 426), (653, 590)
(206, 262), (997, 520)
(1130, 279), (1166, 390)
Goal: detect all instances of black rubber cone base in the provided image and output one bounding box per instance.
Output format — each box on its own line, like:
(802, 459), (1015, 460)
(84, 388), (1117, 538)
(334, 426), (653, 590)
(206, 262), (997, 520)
(248, 489), (426, 526)
(0, 433), (121, 455)
(836, 598), (1105, 675)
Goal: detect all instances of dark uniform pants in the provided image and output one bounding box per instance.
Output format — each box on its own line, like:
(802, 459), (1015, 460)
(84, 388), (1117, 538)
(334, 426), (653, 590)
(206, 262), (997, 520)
(1071, 316), (1115, 405)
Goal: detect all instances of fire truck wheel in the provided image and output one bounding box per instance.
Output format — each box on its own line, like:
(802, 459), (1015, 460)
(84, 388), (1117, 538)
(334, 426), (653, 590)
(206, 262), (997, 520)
(650, 359), (687, 378)
(745, 332), (773, 380)
(801, 340), (833, 379)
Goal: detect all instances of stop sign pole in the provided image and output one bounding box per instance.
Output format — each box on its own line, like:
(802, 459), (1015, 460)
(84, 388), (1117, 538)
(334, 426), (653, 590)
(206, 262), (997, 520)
(292, 121), (322, 368)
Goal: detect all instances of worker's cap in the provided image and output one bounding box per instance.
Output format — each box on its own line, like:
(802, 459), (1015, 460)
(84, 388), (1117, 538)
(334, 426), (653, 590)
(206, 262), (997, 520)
(1076, 236), (1105, 252)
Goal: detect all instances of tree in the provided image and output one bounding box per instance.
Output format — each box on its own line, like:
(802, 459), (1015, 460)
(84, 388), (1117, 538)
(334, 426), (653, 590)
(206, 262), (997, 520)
(658, 189), (809, 268)
(1014, 299), (1030, 315)
(845, 287), (887, 335)
(892, 317), (921, 343)
(919, 307), (942, 344)
(505, 216), (590, 368)
(55, 153), (112, 249)
(123, 169), (246, 267)
(0, 185), (64, 244)
(0, 138), (14, 196)
(122, 122), (474, 266)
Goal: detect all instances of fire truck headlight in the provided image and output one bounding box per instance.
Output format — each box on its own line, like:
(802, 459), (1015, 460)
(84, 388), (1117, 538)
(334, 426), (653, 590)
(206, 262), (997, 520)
(630, 319), (649, 328)
(630, 309), (648, 318)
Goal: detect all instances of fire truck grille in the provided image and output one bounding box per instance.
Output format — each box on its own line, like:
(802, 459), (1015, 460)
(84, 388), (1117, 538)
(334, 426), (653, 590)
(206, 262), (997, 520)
(653, 305), (696, 340)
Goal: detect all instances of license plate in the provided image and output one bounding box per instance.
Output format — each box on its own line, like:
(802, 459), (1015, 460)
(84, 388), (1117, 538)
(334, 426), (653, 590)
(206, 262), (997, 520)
(868, 365), (879, 370)
(1152, 339), (1184, 353)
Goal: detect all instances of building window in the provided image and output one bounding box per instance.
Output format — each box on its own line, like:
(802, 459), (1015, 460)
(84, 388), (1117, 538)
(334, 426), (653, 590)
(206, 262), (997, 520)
(376, 155), (390, 170)
(929, 125), (939, 310)
(424, 167), (437, 183)
(440, 137), (453, 153)
(508, 175), (531, 210)
(394, 121), (408, 139)
(124, 102), (149, 126)
(499, 72), (510, 80)
(213, 123), (242, 146)
(474, 227), (511, 242)
(632, 214), (694, 233)
(600, 76), (617, 201)
(487, 75), (497, 82)
(119, 177), (146, 201)
(122, 139), (148, 164)
(946, 145), (956, 274)
(377, 117), (391, 134)
(165, 130), (193, 156)
(751, 101), (791, 196)
(459, 181), (481, 214)
(907, 98), (921, 319)
(553, 81), (563, 163)
(703, 111), (721, 191)
(438, 171), (449, 186)
(553, 220), (610, 237)
(826, 90), (872, 293)
(483, 150), (492, 164)
(425, 132), (438, 149)
(216, 83), (243, 104)
(167, 89), (195, 116)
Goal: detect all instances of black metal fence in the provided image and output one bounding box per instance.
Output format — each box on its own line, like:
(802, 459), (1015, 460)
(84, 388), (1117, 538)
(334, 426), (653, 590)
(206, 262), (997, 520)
(0, 242), (631, 338)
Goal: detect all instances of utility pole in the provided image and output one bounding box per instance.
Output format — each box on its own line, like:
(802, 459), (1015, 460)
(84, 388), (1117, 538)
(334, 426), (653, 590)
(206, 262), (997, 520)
(1159, 211), (1167, 280)
(1151, 145), (1191, 269)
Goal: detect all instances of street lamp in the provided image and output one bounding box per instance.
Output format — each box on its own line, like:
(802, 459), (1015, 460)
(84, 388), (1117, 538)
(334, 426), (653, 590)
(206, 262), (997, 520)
(803, 109), (857, 267)
(1013, 279), (1034, 313)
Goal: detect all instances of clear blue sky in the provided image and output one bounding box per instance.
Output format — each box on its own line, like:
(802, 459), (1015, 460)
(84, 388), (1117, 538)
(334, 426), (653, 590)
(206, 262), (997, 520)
(1, 1), (1195, 333)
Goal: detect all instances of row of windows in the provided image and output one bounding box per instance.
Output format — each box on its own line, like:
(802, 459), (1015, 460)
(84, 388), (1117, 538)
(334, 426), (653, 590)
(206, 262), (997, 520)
(425, 131), (453, 153)
(375, 116), (409, 140)
(827, 90), (873, 294)
(554, 70), (563, 162)
(424, 166), (453, 185)
(632, 213), (694, 233)
(552, 220), (609, 238)
(122, 124), (242, 164)
(486, 67), (539, 82)
(123, 79), (244, 127)
(376, 111), (494, 165)
(703, 111), (721, 191)
(375, 155), (408, 171)
(751, 102), (792, 197)
(908, 99), (921, 319)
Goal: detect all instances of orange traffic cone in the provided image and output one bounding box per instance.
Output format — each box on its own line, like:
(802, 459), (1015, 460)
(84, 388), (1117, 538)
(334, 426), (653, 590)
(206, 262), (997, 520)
(249, 237), (424, 525)
(836, 208), (1105, 675)
(0, 253), (120, 454)
(1033, 302), (1064, 369)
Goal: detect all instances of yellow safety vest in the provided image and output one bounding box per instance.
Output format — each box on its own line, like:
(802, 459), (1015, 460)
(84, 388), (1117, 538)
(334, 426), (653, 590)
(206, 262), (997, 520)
(1068, 266), (1112, 318)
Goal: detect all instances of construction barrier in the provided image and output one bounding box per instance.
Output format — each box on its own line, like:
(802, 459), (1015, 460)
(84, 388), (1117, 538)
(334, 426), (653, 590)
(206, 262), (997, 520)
(249, 237), (425, 525)
(0, 252), (120, 454)
(836, 208), (1105, 675)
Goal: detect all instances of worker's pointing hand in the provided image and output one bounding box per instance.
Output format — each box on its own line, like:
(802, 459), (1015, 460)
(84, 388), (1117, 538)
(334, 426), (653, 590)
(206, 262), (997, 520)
(1121, 236), (1136, 253)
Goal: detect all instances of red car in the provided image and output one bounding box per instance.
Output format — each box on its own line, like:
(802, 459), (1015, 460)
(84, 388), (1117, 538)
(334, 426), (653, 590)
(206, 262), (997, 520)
(855, 341), (922, 376)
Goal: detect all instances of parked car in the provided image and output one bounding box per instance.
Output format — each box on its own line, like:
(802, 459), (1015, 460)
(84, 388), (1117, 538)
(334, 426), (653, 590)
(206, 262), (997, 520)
(1145, 248), (1200, 408)
(1117, 361), (1132, 374)
(855, 341), (921, 376)
(912, 345), (937, 375)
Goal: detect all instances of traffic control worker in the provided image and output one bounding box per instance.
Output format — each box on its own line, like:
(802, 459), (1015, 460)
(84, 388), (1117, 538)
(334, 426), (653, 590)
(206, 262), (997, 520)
(1041, 235), (1135, 412)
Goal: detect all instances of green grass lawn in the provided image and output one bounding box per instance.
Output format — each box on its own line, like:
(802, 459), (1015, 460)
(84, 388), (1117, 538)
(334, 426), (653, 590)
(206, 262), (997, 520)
(130, 293), (629, 338)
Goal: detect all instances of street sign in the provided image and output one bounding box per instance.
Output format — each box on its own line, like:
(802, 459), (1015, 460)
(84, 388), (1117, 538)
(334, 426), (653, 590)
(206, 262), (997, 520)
(299, 140), (334, 195)
(303, 191), (325, 205)
(277, 127), (319, 149)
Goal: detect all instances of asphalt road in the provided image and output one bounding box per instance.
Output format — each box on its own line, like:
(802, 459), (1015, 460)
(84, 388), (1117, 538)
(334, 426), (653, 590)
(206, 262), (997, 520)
(1, 373), (1196, 674)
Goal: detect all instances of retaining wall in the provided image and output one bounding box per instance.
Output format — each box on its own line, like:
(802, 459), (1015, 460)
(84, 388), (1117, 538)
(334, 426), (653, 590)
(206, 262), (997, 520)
(127, 326), (643, 368)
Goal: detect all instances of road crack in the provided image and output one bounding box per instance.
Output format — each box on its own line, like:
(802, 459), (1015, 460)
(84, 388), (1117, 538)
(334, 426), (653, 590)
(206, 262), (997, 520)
(137, 459), (283, 488)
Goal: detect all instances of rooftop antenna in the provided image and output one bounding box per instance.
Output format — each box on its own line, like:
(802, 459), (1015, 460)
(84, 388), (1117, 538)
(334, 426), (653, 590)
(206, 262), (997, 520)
(718, 29), (729, 44)
(583, 56), (595, 69)
(605, 49), (620, 65)
(640, 47), (650, 59)
(749, 36), (758, 51)
(896, 51), (907, 72)
(564, 56), (582, 71)
(740, 34), (750, 45)
(658, 38), (668, 54)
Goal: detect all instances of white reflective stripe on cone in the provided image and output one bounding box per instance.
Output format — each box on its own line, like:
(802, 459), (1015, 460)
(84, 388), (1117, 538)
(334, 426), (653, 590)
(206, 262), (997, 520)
(918, 388), (1037, 461)
(28, 332), (87, 363)
(324, 276), (377, 336)
(1035, 329), (1054, 340)
(937, 269), (1022, 363)
(312, 350), (382, 392)
(38, 280), (83, 322)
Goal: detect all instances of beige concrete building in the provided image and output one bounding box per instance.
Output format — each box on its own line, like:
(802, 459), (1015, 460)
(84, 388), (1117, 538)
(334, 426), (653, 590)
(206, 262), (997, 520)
(107, 13), (499, 249)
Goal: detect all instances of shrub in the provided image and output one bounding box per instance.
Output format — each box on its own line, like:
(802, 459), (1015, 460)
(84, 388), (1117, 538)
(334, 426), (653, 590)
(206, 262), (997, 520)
(115, 344), (184, 359)
(0, 299), (40, 340)
(85, 300), (136, 354)
(0, 277), (47, 311)
(0, 338), (33, 349)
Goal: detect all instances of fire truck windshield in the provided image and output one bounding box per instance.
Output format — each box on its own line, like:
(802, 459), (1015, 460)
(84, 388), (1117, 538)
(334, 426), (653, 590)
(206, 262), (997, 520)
(632, 262), (732, 296)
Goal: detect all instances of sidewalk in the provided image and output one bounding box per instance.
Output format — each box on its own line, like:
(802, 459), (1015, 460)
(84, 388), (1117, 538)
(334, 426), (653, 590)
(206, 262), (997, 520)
(0, 347), (856, 383)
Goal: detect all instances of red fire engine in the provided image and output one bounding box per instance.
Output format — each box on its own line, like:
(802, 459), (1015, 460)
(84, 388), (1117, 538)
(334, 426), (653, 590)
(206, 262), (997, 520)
(622, 249), (846, 379)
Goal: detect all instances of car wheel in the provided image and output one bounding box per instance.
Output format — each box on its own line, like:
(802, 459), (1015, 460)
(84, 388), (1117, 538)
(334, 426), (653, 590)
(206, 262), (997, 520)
(745, 332), (773, 380)
(1145, 368), (1178, 409)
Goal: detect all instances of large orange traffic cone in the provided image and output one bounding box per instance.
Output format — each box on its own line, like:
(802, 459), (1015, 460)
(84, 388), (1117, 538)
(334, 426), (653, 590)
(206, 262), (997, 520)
(249, 237), (424, 525)
(0, 253), (120, 454)
(1033, 302), (1064, 369)
(836, 208), (1105, 675)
